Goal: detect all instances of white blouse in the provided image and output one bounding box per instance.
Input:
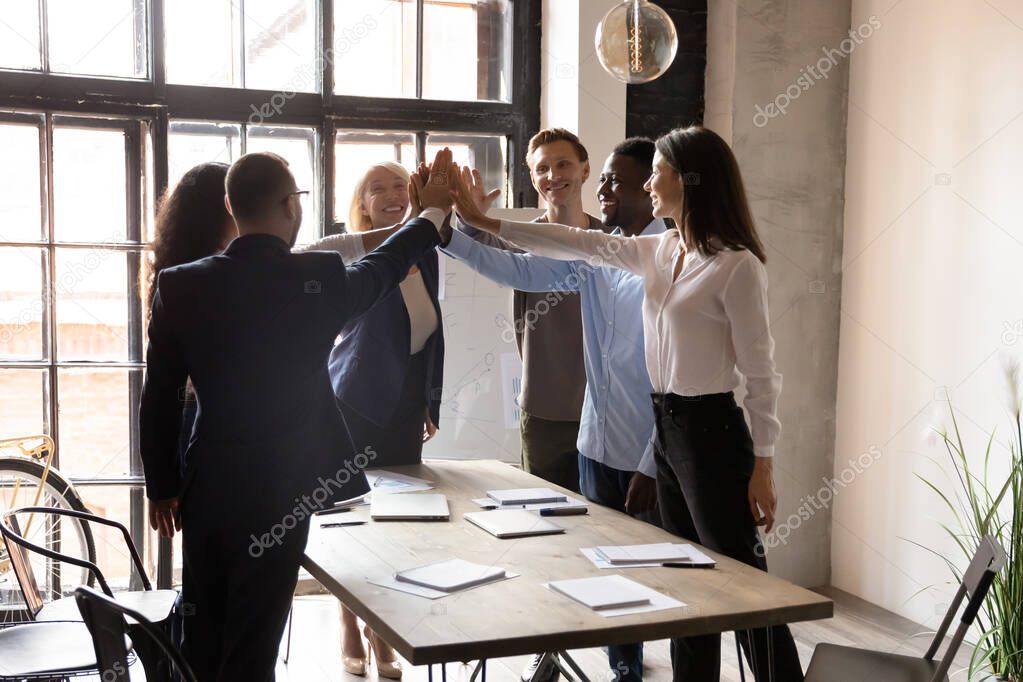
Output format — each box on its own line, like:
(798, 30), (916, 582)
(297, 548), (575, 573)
(498, 219), (782, 458)
(399, 270), (438, 354)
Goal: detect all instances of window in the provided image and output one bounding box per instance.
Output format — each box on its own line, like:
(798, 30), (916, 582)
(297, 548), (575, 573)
(0, 0), (539, 589)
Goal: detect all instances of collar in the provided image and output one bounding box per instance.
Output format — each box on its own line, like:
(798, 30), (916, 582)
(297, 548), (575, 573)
(223, 233), (290, 256)
(611, 217), (668, 238)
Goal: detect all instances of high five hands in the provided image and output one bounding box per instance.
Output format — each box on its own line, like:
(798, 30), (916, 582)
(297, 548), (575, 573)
(408, 153), (502, 235)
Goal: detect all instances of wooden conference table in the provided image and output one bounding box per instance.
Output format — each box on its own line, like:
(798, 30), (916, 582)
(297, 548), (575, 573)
(301, 459), (832, 674)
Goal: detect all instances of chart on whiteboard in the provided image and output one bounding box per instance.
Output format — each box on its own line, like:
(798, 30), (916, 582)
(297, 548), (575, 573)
(423, 208), (543, 463)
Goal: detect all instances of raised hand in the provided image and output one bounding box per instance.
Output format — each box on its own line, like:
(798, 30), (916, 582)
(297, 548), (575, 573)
(460, 166), (502, 212)
(451, 165), (501, 234)
(417, 148), (455, 211)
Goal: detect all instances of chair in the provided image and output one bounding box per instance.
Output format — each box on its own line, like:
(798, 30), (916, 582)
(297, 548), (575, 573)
(1, 506), (178, 681)
(76, 586), (196, 682)
(0, 619), (132, 680)
(805, 534), (1007, 682)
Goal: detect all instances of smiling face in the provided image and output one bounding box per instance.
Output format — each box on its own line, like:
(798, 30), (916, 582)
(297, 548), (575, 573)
(528, 140), (590, 211)
(643, 150), (684, 221)
(358, 166), (409, 231)
(597, 152), (654, 230)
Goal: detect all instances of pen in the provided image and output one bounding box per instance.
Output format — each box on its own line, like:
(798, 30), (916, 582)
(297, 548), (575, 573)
(321, 521), (367, 528)
(540, 507), (588, 516)
(661, 562), (715, 569)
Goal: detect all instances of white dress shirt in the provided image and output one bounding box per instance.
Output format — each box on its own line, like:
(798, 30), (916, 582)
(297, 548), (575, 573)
(498, 219), (782, 458)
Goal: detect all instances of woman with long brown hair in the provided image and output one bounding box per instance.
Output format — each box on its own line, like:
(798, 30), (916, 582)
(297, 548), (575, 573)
(451, 125), (803, 682)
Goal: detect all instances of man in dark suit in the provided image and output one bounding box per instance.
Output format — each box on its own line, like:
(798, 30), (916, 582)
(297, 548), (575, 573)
(139, 149), (455, 680)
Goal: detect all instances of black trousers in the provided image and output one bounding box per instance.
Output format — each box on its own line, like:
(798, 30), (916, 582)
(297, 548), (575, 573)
(341, 348), (429, 468)
(180, 470), (309, 682)
(652, 392), (803, 682)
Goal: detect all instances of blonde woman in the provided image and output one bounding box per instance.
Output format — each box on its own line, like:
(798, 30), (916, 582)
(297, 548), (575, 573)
(306, 161), (443, 679)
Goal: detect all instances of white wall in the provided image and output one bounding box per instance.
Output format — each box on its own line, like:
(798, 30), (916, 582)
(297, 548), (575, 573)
(833, 0), (1023, 626)
(705, 0), (852, 587)
(540, 0), (627, 215)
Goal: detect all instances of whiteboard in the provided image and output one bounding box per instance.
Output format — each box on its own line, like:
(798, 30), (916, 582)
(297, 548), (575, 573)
(423, 208), (544, 463)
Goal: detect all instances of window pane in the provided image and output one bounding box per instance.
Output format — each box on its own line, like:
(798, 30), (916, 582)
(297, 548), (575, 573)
(168, 121), (241, 189)
(427, 133), (506, 207)
(53, 126), (128, 242)
(0, 0), (41, 70)
(55, 248), (137, 361)
(244, 0), (317, 92)
(335, 131), (416, 224)
(0, 368), (48, 436)
(57, 368), (137, 478)
(165, 0), (240, 87)
(0, 247), (47, 361)
(334, 0), (415, 98)
(423, 0), (512, 102)
(78, 485), (146, 588)
(247, 125), (319, 245)
(46, 0), (146, 78)
(0, 122), (44, 242)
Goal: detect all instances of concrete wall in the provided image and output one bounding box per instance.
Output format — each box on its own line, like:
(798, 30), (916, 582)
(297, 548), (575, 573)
(705, 0), (852, 587)
(833, 0), (1023, 626)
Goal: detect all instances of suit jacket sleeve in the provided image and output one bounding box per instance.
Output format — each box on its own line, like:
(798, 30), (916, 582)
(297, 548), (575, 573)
(336, 216), (442, 322)
(139, 281), (189, 501)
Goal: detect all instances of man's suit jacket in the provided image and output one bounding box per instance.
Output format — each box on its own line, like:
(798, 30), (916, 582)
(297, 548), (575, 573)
(328, 248), (444, 429)
(139, 220), (441, 515)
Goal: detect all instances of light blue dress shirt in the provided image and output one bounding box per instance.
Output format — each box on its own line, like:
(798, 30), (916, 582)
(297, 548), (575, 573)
(442, 219), (667, 478)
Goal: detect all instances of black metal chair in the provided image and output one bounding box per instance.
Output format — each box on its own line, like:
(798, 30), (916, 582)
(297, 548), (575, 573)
(1, 506), (178, 681)
(76, 586), (196, 682)
(0, 619), (134, 680)
(805, 534), (1007, 682)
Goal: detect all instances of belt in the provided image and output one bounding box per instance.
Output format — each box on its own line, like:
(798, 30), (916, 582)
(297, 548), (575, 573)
(651, 391), (735, 415)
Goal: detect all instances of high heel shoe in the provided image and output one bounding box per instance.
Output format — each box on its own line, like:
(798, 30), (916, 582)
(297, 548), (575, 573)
(364, 625), (403, 680)
(340, 624), (368, 676)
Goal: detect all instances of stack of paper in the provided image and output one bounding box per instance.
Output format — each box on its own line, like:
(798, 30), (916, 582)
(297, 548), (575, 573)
(464, 509), (564, 538)
(486, 487), (567, 506)
(395, 559), (506, 592)
(548, 575), (652, 610)
(365, 469), (434, 494)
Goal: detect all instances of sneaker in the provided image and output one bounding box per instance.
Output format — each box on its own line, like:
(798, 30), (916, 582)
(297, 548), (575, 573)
(521, 653), (561, 682)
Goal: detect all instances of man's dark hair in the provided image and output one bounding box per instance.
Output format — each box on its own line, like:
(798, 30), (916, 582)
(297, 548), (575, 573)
(526, 127), (589, 164)
(225, 152), (294, 222)
(612, 137), (655, 170)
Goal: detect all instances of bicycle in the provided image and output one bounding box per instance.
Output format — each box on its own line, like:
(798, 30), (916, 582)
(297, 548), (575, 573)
(0, 434), (96, 623)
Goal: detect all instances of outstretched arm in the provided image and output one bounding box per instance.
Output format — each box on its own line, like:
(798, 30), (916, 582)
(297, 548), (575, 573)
(451, 170), (654, 277)
(442, 227), (580, 293)
(297, 225), (402, 263)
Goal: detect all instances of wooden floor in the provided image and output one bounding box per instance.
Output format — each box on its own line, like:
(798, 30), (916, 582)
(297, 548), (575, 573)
(267, 586), (970, 682)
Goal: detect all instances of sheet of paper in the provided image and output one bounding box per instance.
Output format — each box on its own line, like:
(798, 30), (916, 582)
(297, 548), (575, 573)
(500, 352), (522, 430)
(367, 572), (520, 600)
(543, 581), (686, 617)
(365, 469), (435, 494)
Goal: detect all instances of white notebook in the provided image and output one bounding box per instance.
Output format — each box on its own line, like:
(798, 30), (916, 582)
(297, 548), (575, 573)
(549, 575), (652, 611)
(464, 509), (565, 538)
(370, 493), (449, 520)
(395, 559), (506, 592)
(595, 543), (694, 565)
(486, 487), (567, 506)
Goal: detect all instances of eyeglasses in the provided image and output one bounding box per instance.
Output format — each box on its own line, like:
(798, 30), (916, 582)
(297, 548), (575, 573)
(281, 190), (310, 205)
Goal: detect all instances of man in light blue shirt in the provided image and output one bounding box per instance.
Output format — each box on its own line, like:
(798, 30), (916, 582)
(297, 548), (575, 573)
(441, 138), (664, 682)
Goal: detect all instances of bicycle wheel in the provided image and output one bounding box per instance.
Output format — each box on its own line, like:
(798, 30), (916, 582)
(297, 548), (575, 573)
(0, 455), (97, 623)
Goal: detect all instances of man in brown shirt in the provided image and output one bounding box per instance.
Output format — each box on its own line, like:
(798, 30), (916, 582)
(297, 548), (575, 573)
(459, 129), (601, 496)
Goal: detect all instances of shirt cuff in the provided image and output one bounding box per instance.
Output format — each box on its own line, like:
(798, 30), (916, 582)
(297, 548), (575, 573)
(418, 208), (447, 232)
(754, 445), (775, 458)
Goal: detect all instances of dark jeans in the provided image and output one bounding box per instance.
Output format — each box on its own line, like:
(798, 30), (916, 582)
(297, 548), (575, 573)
(520, 411), (580, 493)
(652, 392), (803, 682)
(578, 454), (660, 681)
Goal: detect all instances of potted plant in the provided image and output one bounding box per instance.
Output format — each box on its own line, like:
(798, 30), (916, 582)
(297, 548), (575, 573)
(917, 373), (1022, 681)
